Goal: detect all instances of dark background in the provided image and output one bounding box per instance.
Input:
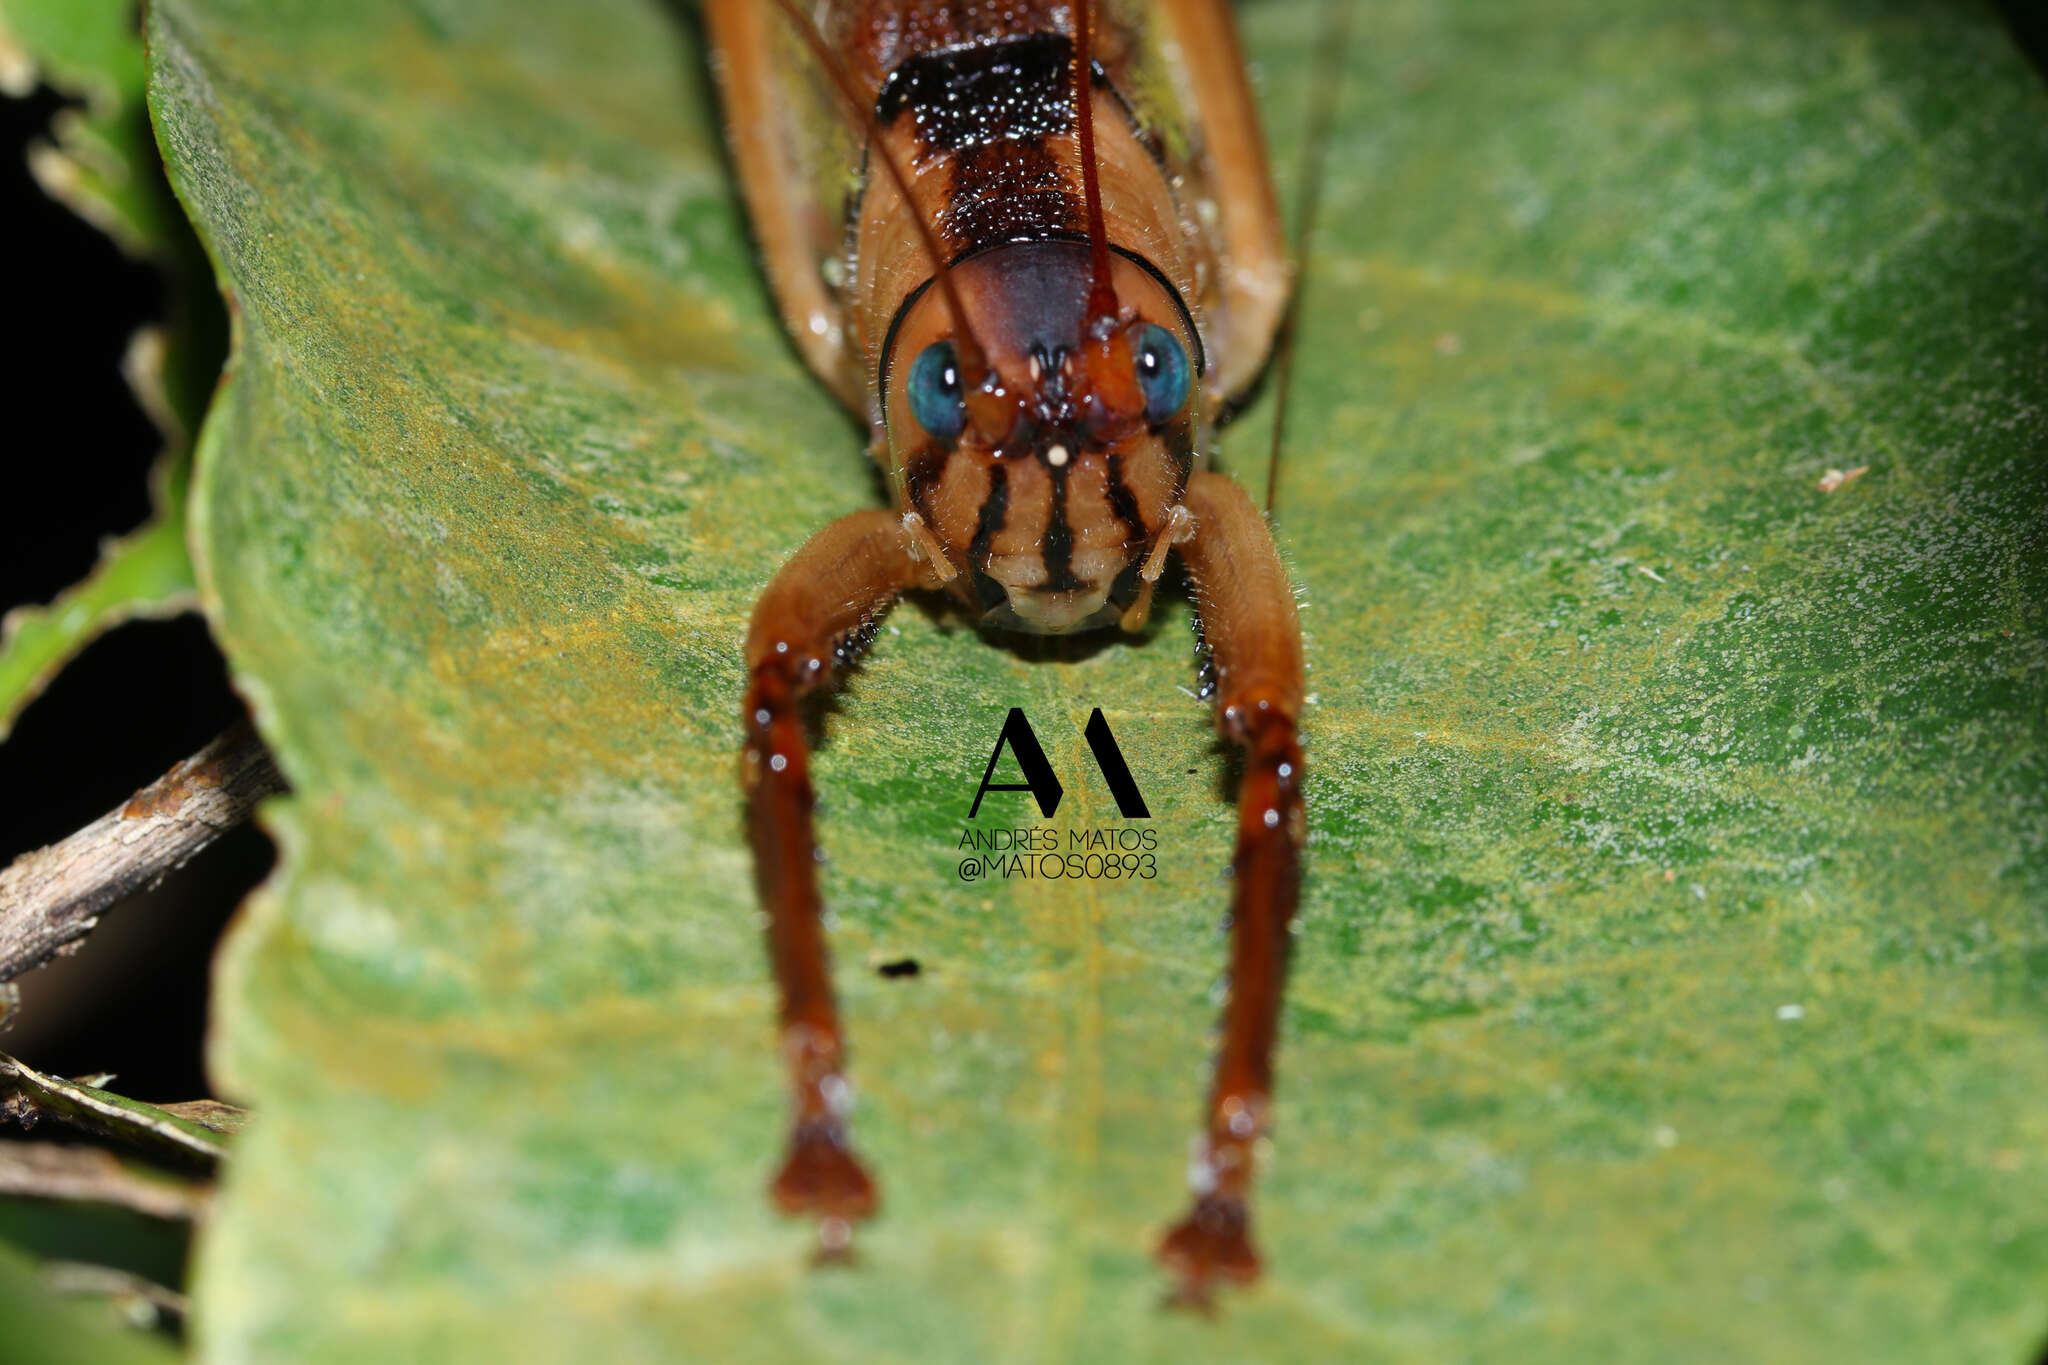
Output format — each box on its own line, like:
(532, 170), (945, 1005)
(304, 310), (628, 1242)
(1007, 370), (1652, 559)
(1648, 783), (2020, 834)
(0, 85), (265, 1105)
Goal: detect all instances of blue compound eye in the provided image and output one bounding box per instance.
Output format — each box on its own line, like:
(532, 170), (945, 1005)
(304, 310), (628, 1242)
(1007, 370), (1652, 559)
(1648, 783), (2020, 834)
(1134, 323), (1192, 425)
(906, 340), (967, 443)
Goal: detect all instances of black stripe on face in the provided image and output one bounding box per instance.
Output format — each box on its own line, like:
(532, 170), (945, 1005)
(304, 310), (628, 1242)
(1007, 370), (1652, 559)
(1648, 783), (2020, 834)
(1040, 461), (1082, 593)
(1104, 453), (1148, 546)
(968, 463), (1011, 612)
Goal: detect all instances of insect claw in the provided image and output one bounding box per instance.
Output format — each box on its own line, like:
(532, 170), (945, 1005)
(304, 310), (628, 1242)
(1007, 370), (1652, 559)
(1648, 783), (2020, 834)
(771, 1118), (880, 1223)
(1156, 1192), (1262, 1299)
(1118, 578), (1157, 633)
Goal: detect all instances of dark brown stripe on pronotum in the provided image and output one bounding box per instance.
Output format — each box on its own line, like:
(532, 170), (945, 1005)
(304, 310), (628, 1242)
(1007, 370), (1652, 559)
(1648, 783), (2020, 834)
(875, 32), (1075, 151)
(876, 33), (1086, 255)
(944, 137), (1079, 251)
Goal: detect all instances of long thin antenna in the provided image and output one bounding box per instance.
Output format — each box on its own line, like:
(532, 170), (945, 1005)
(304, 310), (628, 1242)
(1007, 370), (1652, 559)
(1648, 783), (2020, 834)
(1072, 0), (1119, 328)
(766, 0), (993, 383)
(1264, 0), (1351, 516)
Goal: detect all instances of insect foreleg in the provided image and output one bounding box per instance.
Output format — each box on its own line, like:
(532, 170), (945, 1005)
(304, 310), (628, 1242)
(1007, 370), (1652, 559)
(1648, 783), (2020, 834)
(742, 509), (947, 1231)
(1159, 471), (1306, 1296)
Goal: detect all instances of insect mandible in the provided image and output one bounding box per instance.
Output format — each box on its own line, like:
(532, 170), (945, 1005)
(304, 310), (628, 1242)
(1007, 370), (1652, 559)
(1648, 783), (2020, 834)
(707, 0), (1304, 1301)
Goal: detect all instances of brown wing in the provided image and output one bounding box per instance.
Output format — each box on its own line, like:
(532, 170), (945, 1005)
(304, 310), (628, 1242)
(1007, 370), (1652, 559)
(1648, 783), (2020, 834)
(705, 0), (867, 412)
(1141, 0), (1291, 402)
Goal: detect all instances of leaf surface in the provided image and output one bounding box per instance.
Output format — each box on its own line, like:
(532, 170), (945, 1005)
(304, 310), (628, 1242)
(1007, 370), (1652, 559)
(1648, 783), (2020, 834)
(149, 0), (2048, 1358)
(0, 1239), (178, 1365)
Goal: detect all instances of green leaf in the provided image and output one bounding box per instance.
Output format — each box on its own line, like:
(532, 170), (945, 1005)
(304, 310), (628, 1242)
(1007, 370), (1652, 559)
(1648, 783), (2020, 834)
(0, 468), (197, 737)
(0, 1239), (179, 1365)
(0, 0), (222, 735)
(149, 0), (2048, 1357)
(0, 0), (171, 253)
(0, 1055), (231, 1165)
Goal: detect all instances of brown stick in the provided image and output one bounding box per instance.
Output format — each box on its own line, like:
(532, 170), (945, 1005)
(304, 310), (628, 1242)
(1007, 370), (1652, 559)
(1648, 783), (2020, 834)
(0, 1141), (211, 1221)
(0, 721), (285, 985)
(43, 1262), (191, 1326)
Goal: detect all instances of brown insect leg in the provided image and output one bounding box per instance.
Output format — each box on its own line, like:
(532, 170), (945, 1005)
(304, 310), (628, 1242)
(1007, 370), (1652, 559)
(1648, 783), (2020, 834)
(742, 510), (944, 1232)
(1158, 472), (1305, 1298)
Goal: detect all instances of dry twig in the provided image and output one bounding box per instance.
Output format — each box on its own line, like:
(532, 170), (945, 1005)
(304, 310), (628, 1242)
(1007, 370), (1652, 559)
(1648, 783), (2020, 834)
(0, 1140), (210, 1221)
(0, 721), (285, 985)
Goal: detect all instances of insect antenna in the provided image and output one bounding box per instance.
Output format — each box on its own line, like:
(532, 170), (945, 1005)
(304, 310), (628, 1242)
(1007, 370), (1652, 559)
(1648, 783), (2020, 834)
(1072, 0), (1119, 329)
(1264, 0), (1352, 516)
(764, 0), (994, 384)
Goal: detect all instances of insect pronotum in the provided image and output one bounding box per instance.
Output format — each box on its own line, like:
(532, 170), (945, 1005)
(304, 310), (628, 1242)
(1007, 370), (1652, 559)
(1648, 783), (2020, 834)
(708, 0), (1304, 1300)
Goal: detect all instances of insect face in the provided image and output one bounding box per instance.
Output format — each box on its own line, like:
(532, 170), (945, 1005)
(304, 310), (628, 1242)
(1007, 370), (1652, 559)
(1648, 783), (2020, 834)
(885, 240), (1201, 633)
